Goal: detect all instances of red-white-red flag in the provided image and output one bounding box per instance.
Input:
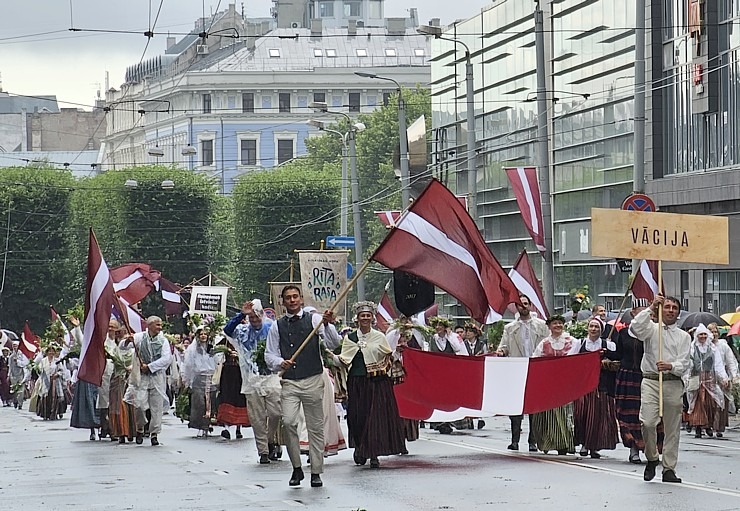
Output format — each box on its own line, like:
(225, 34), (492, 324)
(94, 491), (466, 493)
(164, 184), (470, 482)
(413, 303), (438, 326)
(79, 229), (117, 387)
(632, 260), (659, 302)
(394, 349), (600, 420)
(376, 291), (397, 332)
(20, 321), (40, 359)
(505, 167), (546, 255)
(115, 297), (147, 333)
(371, 179), (520, 324)
(508, 250), (548, 319)
(159, 277), (185, 316)
(110, 263), (161, 306)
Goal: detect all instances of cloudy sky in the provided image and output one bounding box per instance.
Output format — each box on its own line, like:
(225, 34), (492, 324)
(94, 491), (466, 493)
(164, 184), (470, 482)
(0, 0), (489, 109)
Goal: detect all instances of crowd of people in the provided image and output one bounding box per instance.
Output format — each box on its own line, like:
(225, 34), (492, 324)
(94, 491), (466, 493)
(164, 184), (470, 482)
(1, 287), (738, 488)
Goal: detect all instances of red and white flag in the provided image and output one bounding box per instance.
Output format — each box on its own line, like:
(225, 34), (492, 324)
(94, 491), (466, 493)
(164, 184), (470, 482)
(116, 297), (147, 334)
(375, 198), (467, 228)
(413, 303), (438, 326)
(394, 349), (601, 420)
(159, 277), (185, 315)
(79, 229), (118, 387)
(632, 260), (659, 302)
(372, 180), (520, 324)
(50, 305), (71, 347)
(20, 321), (40, 359)
(110, 263), (161, 306)
(508, 250), (548, 319)
(505, 167), (546, 255)
(376, 290), (397, 332)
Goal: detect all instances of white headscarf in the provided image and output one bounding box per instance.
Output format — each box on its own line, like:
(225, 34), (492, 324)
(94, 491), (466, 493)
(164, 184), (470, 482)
(693, 323), (714, 353)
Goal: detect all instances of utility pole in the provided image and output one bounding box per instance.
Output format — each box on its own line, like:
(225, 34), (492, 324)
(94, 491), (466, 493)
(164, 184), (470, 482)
(634, 0), (646, 194)
(465, 54), (477, 225)
(340, 143), (349, 235)
(348, 130), (365, 301)
(398, 93), (410, 208)
(535, 2), (555, 314)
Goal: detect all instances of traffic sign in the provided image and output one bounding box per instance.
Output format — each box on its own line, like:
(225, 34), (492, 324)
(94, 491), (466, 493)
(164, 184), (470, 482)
(326, 235), (355, 248)
(621, 193), (656, 212)
(615, 259), (632, 273)
(346, 262), (354, 278)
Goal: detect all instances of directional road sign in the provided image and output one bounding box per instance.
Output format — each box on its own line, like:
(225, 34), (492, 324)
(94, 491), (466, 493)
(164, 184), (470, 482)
(326, 235), (355, 248)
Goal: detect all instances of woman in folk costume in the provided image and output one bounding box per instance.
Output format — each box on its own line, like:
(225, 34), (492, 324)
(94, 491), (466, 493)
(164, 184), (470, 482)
(335, 301), (406, 468)
(108, 333), (138, 444)
(69, 321), (102, 440)
(216, 333), (250, 440)
(708, 323), (739, 438)
(530, 315), (581, 455)
(182, 326), (217, 436)
(462, 323), (488, 356)
(36, 344), (67, 420)
(573, 318), (619, 458)
(686, 324), (729, 438)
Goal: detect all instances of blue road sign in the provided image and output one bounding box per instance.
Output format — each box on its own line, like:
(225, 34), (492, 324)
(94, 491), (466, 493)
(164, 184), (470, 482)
(326, 235), (355, 248)
(346, 262), (354, 278)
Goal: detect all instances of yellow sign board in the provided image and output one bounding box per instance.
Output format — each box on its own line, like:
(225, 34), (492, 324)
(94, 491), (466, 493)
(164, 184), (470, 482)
(591, 208), (729, 264)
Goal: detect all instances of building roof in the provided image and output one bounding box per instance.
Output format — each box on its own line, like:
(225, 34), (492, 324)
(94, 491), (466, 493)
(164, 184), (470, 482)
(0, 93), (60, 114)
(192, 27), (430, 73)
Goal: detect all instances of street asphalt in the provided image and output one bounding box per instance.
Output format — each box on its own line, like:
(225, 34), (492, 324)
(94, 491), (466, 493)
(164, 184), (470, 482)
(1, 405), (739, 510)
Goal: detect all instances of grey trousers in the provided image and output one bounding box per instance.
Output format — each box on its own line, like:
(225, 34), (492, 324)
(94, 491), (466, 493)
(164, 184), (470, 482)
(136, 386), (164, 436)
(281, 374), (325, 474)
(246, 388), (282, 455)
(640, 378), (683, 472)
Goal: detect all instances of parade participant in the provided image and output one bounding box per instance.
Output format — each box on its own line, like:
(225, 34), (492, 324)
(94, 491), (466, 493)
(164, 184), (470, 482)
(630, 294), (691, 484)
(224, 300), (282, 464)
(685, 324), (728, 439)
(0, 346), (10, 406)
(497, 294), (549, 451)
(8, 341), (29, 409)
(36, 344), (67, 420)
(265, 285), (340, 488)
(462, 323), (487, 356)
(215, 335), (249, 442)
(530, 315), (580, 455)
(70, 319), (105, 440)
(428, 317), (465, 354)
(109, 327), (138, 444)
(613, 298), (662, 464)
(574, 318), (619, 458)
(708, 322), (738, 438)
(182, 326), (217, 436)
(123, 316), (172, 446)
(335, 301), (406, 469)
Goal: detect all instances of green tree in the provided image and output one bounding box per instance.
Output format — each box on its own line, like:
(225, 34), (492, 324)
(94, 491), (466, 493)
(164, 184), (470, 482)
(0, 167), (77, 332)
(232, 161), (340, 303)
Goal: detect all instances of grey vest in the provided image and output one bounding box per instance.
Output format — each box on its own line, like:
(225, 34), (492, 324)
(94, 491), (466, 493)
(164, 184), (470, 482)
(278, 312), (323, 380)
(430, 335), (456, 354)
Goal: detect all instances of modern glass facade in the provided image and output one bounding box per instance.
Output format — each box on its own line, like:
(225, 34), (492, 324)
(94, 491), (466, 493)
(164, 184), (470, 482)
(430, 0), (636, 313)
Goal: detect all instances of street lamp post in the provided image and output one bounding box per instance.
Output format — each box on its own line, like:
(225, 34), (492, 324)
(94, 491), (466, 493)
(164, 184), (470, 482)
(354, 72), (410, 208)
(306, 120), (349, 236)
(417, 25), (477, 226)
(308, 102), (366, 301)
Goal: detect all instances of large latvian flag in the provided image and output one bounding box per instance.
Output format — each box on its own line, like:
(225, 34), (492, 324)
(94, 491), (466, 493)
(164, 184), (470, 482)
(78, 229), (117, 386)
(394, 349), (601, 420)
(111, 263), (161, 305)
(372, 179), (520, 324)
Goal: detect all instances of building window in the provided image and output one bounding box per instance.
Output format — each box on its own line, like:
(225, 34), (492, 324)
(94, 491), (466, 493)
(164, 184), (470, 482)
(367, 95), (377, 107)
(227, 95), (236, 109)
(202, 93), (212, 114)
(382, 92), (391, 106)
(268, 48), (281, 58)
(240, 139), (257, 166)
(368, 0), (382, 18)
(277, 139), (294, 164)
(314, 92), (326, 103)
(414, 48), (425, 57)
(313, 48), (323, 57)
(319, 1), (334, 17)
(384, 48), (397, 57)
(279, 93), (291, 113)
(349, 92), (361, 112)
(344, 1), (361, 17)
(242, 93), (254, 113)
(262, 95), (272, 109)
(332, 95), (342, 107)
(201, 139), (214, 166)
(326, 49), (337, 58)
(356, 48), (368, 57)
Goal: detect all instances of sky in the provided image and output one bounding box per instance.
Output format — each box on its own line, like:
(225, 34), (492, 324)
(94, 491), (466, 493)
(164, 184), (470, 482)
(0, 0), (489, 110)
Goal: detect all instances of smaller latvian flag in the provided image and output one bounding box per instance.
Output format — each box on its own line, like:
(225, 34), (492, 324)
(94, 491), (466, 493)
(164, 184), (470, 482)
(376, 289), (397, 332)
(159, 277), (186, 316)
(505, 167), (546, 256)
(632, 260), (660, 302)
(20, 321), (40, 359)
(508, 250), (548, 319)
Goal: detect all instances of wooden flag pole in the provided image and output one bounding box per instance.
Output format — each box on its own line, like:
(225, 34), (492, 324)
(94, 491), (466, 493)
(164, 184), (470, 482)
(605, 270), (638, 342)
(657, 259), (664, 418)
(112, 293), (144, 366)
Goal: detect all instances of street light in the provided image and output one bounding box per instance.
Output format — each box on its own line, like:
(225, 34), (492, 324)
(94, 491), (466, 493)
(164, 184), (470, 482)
(417, 24), (478, 225)
(354, 72), (410, 209)
(309, 103), (367, 301)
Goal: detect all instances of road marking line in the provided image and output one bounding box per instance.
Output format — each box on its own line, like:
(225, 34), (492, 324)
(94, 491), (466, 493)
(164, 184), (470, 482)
(423, 437), (740, 499)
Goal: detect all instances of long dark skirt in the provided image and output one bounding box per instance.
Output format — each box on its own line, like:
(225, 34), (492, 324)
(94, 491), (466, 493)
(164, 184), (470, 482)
(70, 380), (100, 429)
(109, 375), (136, 439)
(402, 419), (419, 442)
(347, 374), (406, 459)
(188, 374), (213, 431)
(37, 383), (66, 420)
(573, 389), (618, 451)
(714, 396), (730, 433)
(216, 363), (249, 426)
(531, 404), (574, 453)
(0, 367), (10, 403)
(615, 367), (664, 452)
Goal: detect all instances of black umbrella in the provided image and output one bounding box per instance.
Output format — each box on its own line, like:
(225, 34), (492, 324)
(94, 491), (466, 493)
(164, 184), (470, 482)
(563, 309), (592, 322)
(678, 312), (728, 331)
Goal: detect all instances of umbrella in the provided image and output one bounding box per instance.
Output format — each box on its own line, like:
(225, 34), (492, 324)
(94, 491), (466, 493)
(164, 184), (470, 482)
(678, 312), (728, 331)
(729, 321), (740, 337)
(563, 309), (592, 322)
(721, 312), (740, 325)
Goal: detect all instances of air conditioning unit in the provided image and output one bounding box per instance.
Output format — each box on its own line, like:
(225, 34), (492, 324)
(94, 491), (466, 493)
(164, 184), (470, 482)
(290, 22), (302, 29)
(196, 44), (209, 55)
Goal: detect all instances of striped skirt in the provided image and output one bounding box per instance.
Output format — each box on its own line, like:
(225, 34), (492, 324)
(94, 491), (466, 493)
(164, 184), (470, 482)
(216, 363), (249, 426)
(573, 389), (618, 451)
(530, 404), (574, 454)
(615, 368), (663, 451)
(109, 375), (137, 439)
(347, 374), (407, 459)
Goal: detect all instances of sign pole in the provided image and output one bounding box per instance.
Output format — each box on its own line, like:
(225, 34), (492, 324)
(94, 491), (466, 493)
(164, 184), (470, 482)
(658, 259), (664, 418)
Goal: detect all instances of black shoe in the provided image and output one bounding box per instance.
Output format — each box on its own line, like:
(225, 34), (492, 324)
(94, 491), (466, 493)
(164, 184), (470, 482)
(268, 443), (281, 461)
(353, 451), (367, 466)
(528, 444), (538, 452)
(436, 423), (453, 435)
(579, 449), (588, 456)
(629, 453), (642, 464)
(310, 474), (323, 487)
(557, 449), (567, 455)
(135, 434), (144, 445)
(644, 459), (660, 481)
(706, 428), (714, 437)
(507, 443), (519, 451)
(235, 430), (243, 439)
(717, 432), (724, 438)
(370, 458), (380, 469)
(259, 454), (270, 464)
(590, 451), (601, 459)
(662, 469), (682, 483)
(477, 420), (485, 430)
(150, 435), (159, 446)
(89, 432), (96, 441)
(119, 436), (126, 444)
(221, 429), (231, 440)
(289, 468), (304, 486)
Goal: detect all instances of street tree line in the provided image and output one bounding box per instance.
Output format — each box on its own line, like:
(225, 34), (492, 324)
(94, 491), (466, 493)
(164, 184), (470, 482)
(0, 88), (432, 333)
